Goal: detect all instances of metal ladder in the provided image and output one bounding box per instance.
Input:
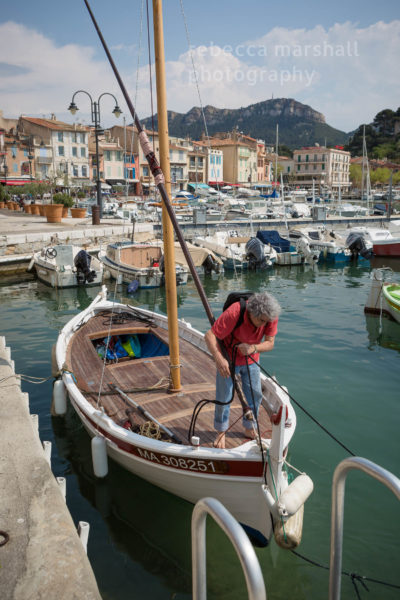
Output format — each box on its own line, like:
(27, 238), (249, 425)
(191, 457), (400, 600)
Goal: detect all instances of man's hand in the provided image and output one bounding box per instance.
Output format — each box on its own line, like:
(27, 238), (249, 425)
(237, 342), (255, 356)
(216, 355), (230, 378)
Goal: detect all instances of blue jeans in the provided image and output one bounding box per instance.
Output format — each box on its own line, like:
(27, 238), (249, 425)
(214, 362), (262, 432)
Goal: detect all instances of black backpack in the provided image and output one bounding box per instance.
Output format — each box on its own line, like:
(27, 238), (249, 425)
(222, 291), (254, 340)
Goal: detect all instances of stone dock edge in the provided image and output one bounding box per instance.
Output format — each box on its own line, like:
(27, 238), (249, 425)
(0, 335), (102, 599)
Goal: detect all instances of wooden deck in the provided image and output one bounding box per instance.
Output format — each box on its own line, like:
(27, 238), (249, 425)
(66, 310), (272, 448)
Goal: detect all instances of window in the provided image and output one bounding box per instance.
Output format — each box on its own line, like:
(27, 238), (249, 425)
(143, 166), (149, 177)
(198, 157), (203, 166)
(189, 157), (195, 168)
(71, 132), (77, 143)
(116, 151), (122, 161)
(314, 154), (317, 161)
(306, 154), (309, 162)
(297, 155), (301, 162)
(58, 132), (64, 142)
(72, 147), (78, 157)
(93, 167), (97, 178)
(179, 151), (184, 160)
(81, 147), (86, 157)
(104, 151), (111, 161)
(73, 165), (78, 177)
(313, 164), (317, 170)
(305, 164), (309, 170)
(58, 146), (64, 156)
(322, 164), (325, 170)
(297, 164), (300, 171)
(82, 165), (87, 177)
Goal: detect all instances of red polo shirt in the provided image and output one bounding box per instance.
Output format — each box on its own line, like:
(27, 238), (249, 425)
(211, 301), (278, 365)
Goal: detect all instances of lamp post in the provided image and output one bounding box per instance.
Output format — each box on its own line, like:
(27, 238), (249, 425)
(68, 90), (122, 220)
(25, 135), (34, 182)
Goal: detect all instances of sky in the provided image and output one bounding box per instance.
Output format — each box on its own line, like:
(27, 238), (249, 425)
(0, 0), (399, 137)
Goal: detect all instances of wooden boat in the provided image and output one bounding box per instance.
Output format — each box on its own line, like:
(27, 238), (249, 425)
(365, 269), (400, 323)
(29, 244), (103, 288)
(54, 0), (313, 548)
(98, 241), (188, 288)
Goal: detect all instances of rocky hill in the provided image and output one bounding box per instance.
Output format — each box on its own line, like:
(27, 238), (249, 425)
(141, 98), (348, 148)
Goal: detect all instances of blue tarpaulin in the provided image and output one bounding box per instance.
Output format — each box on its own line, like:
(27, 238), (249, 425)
(256, 230), (291, 252)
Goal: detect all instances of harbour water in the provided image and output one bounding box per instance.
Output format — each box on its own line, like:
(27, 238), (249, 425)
(0, 261), (399, 600)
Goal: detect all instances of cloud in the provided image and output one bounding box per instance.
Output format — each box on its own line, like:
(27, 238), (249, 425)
(0, 21), (130, 126)
(167, 20), (400, 131)
(0, 20), (399, 132)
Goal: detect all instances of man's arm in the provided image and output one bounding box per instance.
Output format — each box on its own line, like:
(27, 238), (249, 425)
(205, 329), (231, 378)
(237, 335), (275, 357)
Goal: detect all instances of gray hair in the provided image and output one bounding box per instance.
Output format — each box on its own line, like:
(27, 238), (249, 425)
(247, 292), (281, 321)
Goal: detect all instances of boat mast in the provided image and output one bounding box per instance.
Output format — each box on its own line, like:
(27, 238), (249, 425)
(153, 0), (181, 392)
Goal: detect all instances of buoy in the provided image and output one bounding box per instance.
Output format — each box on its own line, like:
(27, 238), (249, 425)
(78, 521), (90, 553)
(52, 379), (67, 415)
(127, 279), (139, 293)
(51, 344), (59, 378)
(278, 474), (314, 517)
(27, 257), (34, 272)
(91, 434), (108, 478)
(274, 503), (304, 549)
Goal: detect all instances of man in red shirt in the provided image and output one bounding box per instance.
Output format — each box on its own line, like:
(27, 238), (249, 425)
(205, 291), (281, 448)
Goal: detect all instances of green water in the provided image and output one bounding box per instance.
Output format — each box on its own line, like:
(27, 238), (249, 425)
(0, 262), (399, 600)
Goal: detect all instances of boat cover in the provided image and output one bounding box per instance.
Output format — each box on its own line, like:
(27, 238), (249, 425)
(256, 230), (290, 252)
(173, 242), (223, 266)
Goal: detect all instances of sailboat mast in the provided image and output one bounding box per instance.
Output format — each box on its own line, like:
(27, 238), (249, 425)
(153, 0), (181, 392)
(82, 0), (215, 324)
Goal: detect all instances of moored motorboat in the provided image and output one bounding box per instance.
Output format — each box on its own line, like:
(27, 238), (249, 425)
(29, 244), (103, 288)
(98, 241), (188, 288)
(347, 226), (400, 257)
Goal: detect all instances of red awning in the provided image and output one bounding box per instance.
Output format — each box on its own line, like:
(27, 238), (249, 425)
(0, 180), (29, 186)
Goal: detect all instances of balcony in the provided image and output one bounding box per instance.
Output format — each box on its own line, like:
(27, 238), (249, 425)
(36, 156), (52, 165)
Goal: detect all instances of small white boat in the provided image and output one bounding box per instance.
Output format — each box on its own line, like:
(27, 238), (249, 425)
(30, 244), (103, 288)
(99, 241), (188, 288)
(288, 226), (352, 263)
(365, 269), (400, 323)
(193, 230), (276, 270)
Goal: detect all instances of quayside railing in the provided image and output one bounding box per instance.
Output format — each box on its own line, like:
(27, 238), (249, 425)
(191, 457), (400, 600)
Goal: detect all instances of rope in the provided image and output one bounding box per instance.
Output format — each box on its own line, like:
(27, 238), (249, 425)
(247, 354), (356, 457)
(291, 549), (400, 598)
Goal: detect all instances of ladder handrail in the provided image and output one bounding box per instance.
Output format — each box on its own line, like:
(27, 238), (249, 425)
(329, 456), (400, 600)
(191, 497), (266, 600)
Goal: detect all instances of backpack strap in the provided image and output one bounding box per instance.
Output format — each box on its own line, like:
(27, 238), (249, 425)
(229, 298), (247, 345)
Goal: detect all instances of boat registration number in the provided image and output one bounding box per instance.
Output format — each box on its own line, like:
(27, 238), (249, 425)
(136, 447), (229, 474)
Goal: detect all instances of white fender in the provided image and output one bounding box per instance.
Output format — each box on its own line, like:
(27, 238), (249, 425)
(91, 434), (108, 478)
(52, 379), (67, 415)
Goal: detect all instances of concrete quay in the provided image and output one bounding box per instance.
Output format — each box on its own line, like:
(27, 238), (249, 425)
(0, 336), (102, 599)
(0, 208), (154, 276)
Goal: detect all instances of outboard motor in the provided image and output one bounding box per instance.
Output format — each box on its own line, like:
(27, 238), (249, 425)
(203, 253), (220, 275)
(245, 237), (267, 271)
(74, 250), (96, 285)
(346, 233), (374, 260)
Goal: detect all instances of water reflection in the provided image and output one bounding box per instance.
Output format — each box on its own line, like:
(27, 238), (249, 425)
(365, 314), (400, 354)
(371, 256), (400, 273)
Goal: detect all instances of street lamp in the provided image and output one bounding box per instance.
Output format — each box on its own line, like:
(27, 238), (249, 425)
(68, 90), (122, 220)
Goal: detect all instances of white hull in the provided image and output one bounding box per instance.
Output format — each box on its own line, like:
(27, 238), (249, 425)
(33, 245), (103, 288)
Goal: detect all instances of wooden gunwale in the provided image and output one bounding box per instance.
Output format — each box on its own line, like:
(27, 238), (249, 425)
(65, 310), (272, 448)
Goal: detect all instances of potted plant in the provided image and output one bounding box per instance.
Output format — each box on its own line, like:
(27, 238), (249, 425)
(70, 192), (87, 218)
(45, 192), (64, 223)
(54, 193), (74, 218)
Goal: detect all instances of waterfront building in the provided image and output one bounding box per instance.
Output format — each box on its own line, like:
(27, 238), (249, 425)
(196, 130), (257, 184)
(293, 145), (351, 192)
(17, 115), (90, 189)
